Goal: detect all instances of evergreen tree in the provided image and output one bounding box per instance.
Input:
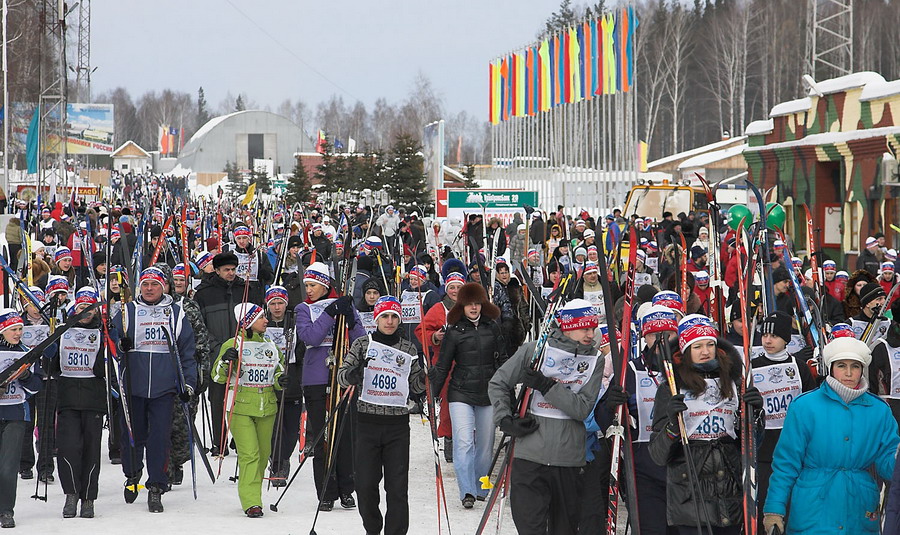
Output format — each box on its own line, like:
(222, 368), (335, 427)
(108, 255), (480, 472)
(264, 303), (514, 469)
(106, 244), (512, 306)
(540, 0), (577, 38)
(384, 133), (429, 214)
(250, 166), (271, 195)
(462, 164), (479, 189)
(314, 138), (341, 194)
(224, 161), (247, 196)
(197, 87), (211, 126)
(235, 94), (246, 112)
(286, 159), (313, 205)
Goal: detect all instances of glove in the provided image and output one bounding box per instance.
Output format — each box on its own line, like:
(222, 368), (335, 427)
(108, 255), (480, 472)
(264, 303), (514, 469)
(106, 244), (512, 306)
(346, 356), (373, 386)
(119, 337), (133, 353)
(17, 368), (32, 382)
(195, 376), (208, 395)
(742, 386), (764, 410)
(178, 385), (194, 403)
(666, 393), (688, 424)
(522, 367), (555, 395)
(763, 513), (785, 535)
(221, 347), (240, 363)
(604, 384), (629, 408)
(277, 374), (289, 388)
(325, 296), (354, 318)
(499, 415), (539, 438)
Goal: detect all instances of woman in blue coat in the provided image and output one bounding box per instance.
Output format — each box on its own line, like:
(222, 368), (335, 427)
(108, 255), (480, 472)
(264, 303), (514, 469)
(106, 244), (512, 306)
(763, 337), (900, 534)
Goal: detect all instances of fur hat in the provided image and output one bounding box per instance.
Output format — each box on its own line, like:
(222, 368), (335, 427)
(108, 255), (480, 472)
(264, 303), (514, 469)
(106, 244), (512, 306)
(213, 251), (239, 269)
(447, 283), (500, 325)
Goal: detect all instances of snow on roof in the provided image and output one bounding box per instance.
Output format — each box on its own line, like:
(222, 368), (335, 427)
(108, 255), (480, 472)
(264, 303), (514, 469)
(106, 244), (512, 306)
(744, 124), (900, 153)
(745, 119), (774, 136)
(815, 71), (885, 96)
(444, 165), (464, 181)
(111, 140), (151, 158)
(678, 144), (747, 170)
(647, 136), (746, 168)
(185, 110), (254, 145)
(860, 79), (900, 102)
(770, 97), (811, 118)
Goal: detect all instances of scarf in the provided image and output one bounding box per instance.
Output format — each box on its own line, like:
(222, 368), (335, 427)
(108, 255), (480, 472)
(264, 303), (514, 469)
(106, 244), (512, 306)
(826, 374), (869, 404)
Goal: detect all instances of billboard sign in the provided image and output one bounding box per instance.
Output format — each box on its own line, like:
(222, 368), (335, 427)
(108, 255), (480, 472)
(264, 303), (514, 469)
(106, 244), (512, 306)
(10, 102), (115, 157)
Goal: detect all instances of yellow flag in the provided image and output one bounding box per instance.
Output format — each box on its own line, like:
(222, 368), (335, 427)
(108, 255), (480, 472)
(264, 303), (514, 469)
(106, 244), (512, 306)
(638, 141), (648, 172)
(241, 182), (256, 206)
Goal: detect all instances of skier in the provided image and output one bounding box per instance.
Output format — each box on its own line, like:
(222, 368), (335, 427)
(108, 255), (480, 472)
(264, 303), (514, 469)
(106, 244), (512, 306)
(649, 314), (763, 534)
(431, 282), (507, 509)
(264, 285), (304, 487)
(750, 311), (816, 526)
(763, 337), (899, 534)
(487, 298), (606, 533)
(869, 299), (900, 425)
(337, 295), (425, 535)
(18, 288), (50, 480)
(112, 266), (198, 513)
(623, 304), (681, 534)
(850, 282), (890, 341)
(0, 308), (42, 529)
(295, 261), (365, 511)
(212, 302), (286, 517)
(225, 225), (274, 306)
(51, 287), (106, 519)
(398, 265), (440, 352)
(415, 269), (466, 463)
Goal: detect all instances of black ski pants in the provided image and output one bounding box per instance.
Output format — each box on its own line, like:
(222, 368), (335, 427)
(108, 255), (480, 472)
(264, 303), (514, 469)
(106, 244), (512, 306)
(0, 420), (27, 516)
(510, 458), (582, 535)
(120, 394), (174, 490)
(271, 397), (303, 472)
(305, 384), (354, 500)
(208, 381), (226, 450)
(355, 416), (410, 535)
(20, 378), (57, 475)
(56, 409), (103, 500)
(577, 439), (611, 535)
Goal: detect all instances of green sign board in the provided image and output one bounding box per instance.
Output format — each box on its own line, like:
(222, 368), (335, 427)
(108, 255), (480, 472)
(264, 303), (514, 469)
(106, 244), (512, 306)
(447, 190), (538, 209)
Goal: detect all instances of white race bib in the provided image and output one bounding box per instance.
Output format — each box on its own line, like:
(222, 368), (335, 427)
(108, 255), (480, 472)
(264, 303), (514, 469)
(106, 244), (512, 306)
(238, 340), (279, 388)
(21, 324), (50, 349)
(234, 250), (259, 282)
(786, 334), (806, 354)
(583, 290), (606, 320)
(360, 338), (412, 407)
(360, 312), (376, 334)
(307, 298), (336, 347)
(751, 361), (802, 430)
(530, 345), (599, 420)
(635, 273), (652, 289)
(59, 327), (102, 378)
(880, 341), (900, 399)
(631, 362), (659, 443)
(400, 291), (423, 324)
(851, 318), (891, 343)
(0, 352), (27, 405)
(681, 379), (738, 440)
(646, 257), (659, 272)
(133, 303), (174, 352)
(265, 326), (291, 363)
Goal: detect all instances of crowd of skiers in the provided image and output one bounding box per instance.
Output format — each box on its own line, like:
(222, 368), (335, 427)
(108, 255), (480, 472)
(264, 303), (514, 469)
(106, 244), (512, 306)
(3, 185), (900, 535)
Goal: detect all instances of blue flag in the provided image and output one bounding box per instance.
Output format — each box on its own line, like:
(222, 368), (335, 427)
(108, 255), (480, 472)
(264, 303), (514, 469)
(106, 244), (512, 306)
(26, 105), (40, 174)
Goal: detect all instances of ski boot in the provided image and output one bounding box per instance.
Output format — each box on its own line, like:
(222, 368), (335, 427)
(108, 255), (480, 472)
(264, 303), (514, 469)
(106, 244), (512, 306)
(340, 493), (356, 509)
(63, 494), (78, 518)
(147, 485), (164, 513)
(124, 475), (142, 504)
(0, 513), (14, 528)
(80, 499), (94, 518)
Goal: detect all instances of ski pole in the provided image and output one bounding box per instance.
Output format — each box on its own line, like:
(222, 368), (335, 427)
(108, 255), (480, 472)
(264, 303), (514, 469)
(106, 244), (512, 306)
(308, 386), (356, 535)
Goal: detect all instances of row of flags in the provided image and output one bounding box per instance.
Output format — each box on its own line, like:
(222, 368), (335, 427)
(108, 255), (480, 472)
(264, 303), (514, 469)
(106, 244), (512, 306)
(315, 129), (357, 154)
(488, 7), (638, 124)
(158, 125), (184, 156)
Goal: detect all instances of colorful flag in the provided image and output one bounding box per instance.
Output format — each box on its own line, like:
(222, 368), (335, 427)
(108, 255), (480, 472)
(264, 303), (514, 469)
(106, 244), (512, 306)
(538, 40), (551, 111)
(500, 56), (509, 121)
(531, 45), (539, 115)
(619, 8), (628, 93)
(515, 52), (525, 117)
(570, 26), (582, 103)
(550, 35), (559, 107)
(583, 20), (592, 101)
(316, 130), (326, 153)
(563, 29), (571, 103)
(489, 61), (498, 124)
(555, 33), (564, 106)
(26, 105), (40, 174)
(525, 48), (534, 116)
(510, 53), (517, 118)
(241, 182), (256, 206)
(594, 17), (603, 96)
(158, 125), (169, 155)
(492, 60), (502, 124)
(638, 141), (648, 172)
(626, 6), (638, 93)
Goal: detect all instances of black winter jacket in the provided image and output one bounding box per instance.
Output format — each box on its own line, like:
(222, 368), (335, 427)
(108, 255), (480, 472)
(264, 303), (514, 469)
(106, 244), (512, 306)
(432, 317), (507, 407)
(193, 273), (244, 358)
(51, 318), (107, 413)
(649, 337), (761, 528)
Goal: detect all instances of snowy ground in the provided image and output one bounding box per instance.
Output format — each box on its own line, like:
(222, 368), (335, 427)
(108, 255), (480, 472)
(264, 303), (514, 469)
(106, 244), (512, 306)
(14, 414), (518, 535)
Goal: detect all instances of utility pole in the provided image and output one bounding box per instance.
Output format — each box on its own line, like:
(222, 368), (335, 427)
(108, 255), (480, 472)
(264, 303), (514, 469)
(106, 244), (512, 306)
(806, 0), (853, 78)
(39, 0), (70, 200)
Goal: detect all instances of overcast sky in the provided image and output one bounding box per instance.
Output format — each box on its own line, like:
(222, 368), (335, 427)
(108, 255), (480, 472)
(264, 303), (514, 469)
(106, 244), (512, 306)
(91, 0), (560, 122)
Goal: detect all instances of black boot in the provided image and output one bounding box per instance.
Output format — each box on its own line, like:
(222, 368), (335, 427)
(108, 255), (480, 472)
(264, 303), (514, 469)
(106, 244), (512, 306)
(18, 469), (32, 480)
(340, 493), (356, 509)
(0, 513), (14, 528)
(80, 499), (94, 518)
(169, 465), (183, 486)
(63, 494), (78, 518)
(124, 475), (141, 504)
(148, 486), (164, 513)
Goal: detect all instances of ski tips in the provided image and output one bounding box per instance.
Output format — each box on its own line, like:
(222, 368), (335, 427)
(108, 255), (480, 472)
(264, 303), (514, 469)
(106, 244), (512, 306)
(479, 476), (494, 490)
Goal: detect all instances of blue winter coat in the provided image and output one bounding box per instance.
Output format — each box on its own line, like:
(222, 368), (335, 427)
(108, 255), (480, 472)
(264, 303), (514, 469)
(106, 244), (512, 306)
(764, 381), (899, 534)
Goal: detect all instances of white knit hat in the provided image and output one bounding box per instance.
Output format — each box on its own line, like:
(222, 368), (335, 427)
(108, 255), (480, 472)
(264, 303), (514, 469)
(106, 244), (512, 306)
(823, 337), (871, 369)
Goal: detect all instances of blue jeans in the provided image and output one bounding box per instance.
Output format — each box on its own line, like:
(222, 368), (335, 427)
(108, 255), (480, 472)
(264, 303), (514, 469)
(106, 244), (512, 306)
(448, 402), (494, 501)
